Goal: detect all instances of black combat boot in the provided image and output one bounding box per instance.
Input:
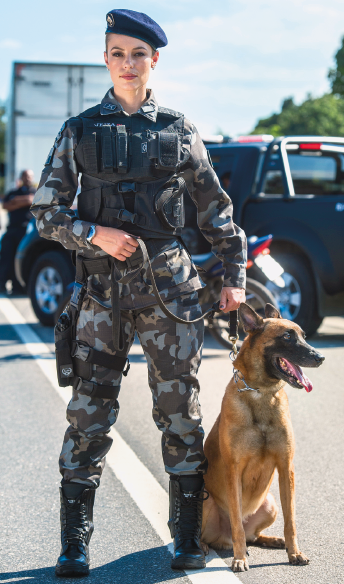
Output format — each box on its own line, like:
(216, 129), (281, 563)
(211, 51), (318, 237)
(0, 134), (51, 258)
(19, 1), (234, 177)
(168, 475), (207, 570)
(55, 483), (95, 577)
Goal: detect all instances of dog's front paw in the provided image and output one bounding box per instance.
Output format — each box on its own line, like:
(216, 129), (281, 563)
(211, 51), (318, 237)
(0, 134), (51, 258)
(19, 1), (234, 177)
(201, 541), (209, 555)
(231, 558), (249, 572)
(288, 552), (310, 565)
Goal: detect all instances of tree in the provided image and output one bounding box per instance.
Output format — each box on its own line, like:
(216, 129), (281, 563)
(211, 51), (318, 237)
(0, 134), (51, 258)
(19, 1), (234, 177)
(328, 35), (344, 98)
(251, 94), (344, 137)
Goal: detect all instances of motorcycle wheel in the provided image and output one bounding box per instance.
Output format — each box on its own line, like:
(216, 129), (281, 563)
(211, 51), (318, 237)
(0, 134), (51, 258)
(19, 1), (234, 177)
(207, 277), (278, 350)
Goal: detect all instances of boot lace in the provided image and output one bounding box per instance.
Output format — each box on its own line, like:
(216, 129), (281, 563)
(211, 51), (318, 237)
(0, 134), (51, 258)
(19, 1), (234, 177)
(63, 500), (88, 546)
(176, 490), (209, 541)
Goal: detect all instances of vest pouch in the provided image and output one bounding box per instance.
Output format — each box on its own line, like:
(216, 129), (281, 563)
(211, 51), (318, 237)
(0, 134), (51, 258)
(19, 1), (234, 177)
(154, 177), (186, 230)
(149, 132), (180, 170)
(54, 312), (74, 387)
(78, 187), (101, 223)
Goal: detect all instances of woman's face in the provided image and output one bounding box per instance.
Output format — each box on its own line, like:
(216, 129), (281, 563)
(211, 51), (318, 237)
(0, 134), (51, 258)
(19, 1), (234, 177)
(104, 34), (159, 92)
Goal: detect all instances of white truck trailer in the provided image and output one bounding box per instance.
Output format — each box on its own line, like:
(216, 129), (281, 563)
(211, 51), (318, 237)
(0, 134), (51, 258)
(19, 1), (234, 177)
(6, 61), (111, 190)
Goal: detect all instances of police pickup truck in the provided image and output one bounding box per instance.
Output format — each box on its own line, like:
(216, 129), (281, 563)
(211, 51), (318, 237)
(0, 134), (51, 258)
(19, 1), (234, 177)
(185, 135), (344, 336)
(15, 135), (344, 335)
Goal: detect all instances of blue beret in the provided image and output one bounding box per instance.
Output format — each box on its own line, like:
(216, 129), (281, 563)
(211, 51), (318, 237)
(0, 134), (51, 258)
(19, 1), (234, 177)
(105, 9), (168, 50)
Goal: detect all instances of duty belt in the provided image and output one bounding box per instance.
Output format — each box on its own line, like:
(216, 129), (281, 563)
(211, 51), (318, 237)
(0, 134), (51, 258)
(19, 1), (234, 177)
(73, 238), (222, 351)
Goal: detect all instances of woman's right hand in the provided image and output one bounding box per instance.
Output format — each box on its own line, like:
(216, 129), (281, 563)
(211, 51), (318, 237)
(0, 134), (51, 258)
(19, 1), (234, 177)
(91, 225), (139, 261)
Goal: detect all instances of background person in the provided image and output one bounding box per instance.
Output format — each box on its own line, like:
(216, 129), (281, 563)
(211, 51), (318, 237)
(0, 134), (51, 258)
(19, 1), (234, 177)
(30, 9), (246, 577)
(0, 169), (35, 294)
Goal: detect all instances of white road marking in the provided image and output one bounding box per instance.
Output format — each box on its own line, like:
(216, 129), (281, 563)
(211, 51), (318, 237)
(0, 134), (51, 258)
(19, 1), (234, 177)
(0, 579), (34, 583)
(0, 297), (240, 584)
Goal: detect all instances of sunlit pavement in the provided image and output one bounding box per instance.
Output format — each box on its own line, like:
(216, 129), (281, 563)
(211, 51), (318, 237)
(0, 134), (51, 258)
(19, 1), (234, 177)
(0, 295), (343, 584)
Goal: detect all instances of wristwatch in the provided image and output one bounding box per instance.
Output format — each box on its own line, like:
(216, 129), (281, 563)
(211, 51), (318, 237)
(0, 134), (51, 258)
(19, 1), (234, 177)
(86, 225), (97, 245)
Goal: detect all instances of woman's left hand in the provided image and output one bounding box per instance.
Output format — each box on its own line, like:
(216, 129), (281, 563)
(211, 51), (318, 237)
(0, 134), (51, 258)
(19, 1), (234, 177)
(219, 287), (246, 313)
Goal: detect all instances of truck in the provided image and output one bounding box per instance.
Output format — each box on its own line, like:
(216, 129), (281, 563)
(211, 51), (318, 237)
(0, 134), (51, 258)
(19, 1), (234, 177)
(14, 132), (344, 336)
(187, 134), (344, 335)
(6, 61), (111, 190)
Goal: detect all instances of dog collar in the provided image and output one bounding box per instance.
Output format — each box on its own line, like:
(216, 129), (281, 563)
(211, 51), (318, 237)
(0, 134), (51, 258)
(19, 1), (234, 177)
(233, 367), (260, 393)
(229, 350), (260, 393)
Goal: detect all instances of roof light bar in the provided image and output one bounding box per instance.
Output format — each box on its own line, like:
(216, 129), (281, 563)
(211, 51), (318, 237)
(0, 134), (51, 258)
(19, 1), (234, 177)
(236, 134), (274, 143)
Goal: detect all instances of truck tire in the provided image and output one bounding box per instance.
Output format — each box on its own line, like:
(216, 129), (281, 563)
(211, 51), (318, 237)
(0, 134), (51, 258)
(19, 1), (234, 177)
(28, 251), (74, 327)
(266, 253), (323, 337)
(208, 278), (278, 350)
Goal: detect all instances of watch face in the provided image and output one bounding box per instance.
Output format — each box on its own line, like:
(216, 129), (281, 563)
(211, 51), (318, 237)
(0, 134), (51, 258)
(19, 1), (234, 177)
(87, 226), (96, 242)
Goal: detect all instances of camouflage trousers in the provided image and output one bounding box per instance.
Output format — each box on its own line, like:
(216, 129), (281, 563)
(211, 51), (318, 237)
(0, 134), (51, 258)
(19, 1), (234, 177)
(59, 291), (207, 487)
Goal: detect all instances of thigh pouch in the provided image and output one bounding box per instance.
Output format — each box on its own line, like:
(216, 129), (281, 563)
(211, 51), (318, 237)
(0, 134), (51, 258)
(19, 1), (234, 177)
(54, 286), (130, 396)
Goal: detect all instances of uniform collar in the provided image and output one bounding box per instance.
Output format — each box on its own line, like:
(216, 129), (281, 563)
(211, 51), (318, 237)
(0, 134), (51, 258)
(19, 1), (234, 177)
(100, 88), (158, 122)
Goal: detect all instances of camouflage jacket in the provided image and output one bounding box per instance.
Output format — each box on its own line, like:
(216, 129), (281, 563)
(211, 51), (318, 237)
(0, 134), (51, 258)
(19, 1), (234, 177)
(31, 89), (246, 310)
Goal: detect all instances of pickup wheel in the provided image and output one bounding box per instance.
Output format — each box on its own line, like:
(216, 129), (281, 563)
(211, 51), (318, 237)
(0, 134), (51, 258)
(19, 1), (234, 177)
(28, 251), (74, 327)
(208, 278), (278, 349)
(266, 253), (323, 336)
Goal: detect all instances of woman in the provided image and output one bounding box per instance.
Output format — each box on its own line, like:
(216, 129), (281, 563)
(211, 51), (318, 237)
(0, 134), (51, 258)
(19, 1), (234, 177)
(31, 8), (246, 577)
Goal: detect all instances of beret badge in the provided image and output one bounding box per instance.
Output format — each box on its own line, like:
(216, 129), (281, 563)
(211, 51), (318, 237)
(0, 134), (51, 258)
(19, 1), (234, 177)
(106, 13), (115, 27)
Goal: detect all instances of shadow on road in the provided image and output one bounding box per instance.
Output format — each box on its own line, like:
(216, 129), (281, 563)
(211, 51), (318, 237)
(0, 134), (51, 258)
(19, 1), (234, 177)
(0, 546), (189, 584)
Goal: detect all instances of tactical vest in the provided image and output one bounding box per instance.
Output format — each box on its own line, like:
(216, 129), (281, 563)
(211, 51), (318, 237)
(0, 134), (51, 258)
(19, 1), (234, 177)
(74, 104), (190, 240)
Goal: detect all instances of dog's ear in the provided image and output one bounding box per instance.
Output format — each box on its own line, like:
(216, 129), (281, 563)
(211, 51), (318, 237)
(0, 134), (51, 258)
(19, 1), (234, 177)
(264, 303), (281, 319)
(239, 303), (264, 333)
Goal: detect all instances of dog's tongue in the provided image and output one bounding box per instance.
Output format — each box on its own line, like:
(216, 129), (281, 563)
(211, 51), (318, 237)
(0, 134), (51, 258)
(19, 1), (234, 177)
(283, 358), (313, 392)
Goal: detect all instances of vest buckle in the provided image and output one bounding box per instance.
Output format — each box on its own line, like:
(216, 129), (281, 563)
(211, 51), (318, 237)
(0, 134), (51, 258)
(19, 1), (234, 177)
(118, 209), (138, 224)
(117, 182), (137, 193)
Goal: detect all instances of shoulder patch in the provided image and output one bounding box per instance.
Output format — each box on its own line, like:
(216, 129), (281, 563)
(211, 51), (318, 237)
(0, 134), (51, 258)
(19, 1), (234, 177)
(79, 104), (101, 118)
(158, 106), (184, 119)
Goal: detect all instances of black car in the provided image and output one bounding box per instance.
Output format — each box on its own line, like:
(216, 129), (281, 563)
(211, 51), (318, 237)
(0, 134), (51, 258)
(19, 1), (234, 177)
(16, 135), (344, 334)
(15, 219), (75, 326)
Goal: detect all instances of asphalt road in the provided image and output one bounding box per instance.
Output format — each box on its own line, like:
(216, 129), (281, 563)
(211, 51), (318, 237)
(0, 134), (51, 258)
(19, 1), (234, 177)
(0, 296), (343, 584)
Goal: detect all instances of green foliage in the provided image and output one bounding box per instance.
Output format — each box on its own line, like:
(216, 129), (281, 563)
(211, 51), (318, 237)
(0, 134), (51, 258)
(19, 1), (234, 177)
(328, 35), (344, 97)
(251, 94), (344, 137)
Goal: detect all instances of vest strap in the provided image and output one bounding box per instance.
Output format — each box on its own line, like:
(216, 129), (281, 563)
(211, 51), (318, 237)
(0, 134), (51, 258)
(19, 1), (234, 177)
(103, 208), (146, 226)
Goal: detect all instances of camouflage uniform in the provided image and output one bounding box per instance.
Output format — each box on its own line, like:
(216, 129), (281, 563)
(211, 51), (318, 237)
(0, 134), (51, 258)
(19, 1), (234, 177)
(31, 88), (246, 487)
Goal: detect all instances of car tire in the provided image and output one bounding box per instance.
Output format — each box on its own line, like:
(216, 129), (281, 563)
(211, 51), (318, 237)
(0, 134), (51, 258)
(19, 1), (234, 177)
(266, 253), (323, 337)
(208, 278), (278, 350)
(28, 251), (74, 326)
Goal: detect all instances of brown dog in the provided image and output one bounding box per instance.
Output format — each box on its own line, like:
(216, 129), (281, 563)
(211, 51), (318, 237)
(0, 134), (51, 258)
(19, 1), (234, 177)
(201, 303), (324, 572)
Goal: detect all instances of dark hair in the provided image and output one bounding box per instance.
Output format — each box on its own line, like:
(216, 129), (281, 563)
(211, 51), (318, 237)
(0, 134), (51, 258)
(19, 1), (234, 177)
(105, 33), (156, 55)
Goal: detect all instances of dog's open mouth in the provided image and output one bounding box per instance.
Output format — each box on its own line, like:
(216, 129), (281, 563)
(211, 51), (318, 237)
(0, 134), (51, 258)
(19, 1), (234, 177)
(276, 357), (313, 392)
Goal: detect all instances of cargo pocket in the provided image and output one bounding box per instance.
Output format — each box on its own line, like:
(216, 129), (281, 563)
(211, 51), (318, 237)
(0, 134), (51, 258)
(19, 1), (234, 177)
(164, 245), (194, 286)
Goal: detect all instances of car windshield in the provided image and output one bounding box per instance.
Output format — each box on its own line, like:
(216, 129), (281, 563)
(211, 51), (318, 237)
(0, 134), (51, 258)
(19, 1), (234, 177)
(287, 150), (344, 195)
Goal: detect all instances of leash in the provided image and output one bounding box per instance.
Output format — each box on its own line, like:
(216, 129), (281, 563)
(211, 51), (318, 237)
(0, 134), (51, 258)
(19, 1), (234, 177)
(228, 309), (239, 358)
(227, 308), (260, 393)
(110, 239), (222, 350)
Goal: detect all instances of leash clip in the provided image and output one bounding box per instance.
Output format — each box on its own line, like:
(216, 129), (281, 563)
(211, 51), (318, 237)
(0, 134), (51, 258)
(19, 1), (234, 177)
(229, 335), (239, 357)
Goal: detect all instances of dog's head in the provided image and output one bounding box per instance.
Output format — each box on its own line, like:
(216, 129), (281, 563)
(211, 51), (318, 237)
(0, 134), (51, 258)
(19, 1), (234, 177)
(238, 303), (325, 392)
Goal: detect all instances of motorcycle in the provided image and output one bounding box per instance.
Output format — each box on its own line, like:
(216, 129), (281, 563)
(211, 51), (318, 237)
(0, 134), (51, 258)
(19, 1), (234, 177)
(192, 234), (285, 349)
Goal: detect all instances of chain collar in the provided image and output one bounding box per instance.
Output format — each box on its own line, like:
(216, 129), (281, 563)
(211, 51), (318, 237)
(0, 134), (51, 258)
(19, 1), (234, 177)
(229, 351), (260, 393)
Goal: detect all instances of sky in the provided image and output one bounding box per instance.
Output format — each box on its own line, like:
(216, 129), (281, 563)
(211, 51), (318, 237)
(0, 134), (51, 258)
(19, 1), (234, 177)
(1, 0), (344, 136)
